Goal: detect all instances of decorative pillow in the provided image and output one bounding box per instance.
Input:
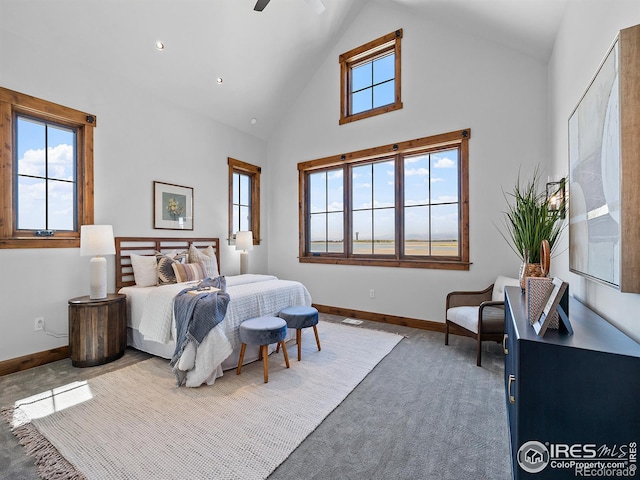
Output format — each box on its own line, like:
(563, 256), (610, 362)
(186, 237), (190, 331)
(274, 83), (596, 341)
(188, 244), (219, 277)
(130, 254), (158, 287)
(157, 255), (178, 285)
(492, 275), (520, 302)
(172, 261), (208, 283)
(156, 251), (188, 285)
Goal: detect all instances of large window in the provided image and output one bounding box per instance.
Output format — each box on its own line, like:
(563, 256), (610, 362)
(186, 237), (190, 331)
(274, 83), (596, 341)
(339, 29), (403, 125)
(228, 157), (260, 245)
(0, 87), (95, 249)
(299, 129), (470, 270)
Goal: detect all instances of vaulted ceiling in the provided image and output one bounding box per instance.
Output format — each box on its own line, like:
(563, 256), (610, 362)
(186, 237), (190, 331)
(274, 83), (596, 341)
(1, 0), (568, 140)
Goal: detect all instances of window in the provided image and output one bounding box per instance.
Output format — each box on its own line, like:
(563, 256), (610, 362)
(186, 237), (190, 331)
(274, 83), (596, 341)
(299, 129), (470, 270)
(339, 29), (403, 125)
(0, 87), (95, 249)
(228, 157), (260, 245)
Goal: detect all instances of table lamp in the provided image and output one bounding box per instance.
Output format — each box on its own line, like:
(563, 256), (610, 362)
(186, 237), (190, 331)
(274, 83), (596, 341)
(80, 225), (116, 299)
(235, 231), (254, 275)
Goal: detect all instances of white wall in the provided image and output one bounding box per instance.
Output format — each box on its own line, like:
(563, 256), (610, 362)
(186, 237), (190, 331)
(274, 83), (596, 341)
(267, 1), (549, 323)
(9, 1), (637, 364)
(548, 0), (640, 341)
(0, 29), (268, 362)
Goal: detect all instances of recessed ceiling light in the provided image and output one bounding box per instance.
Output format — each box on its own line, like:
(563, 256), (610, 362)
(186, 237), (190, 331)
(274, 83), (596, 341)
(155, 41), (165, 51)
(216, 77), (223, 84)
(250, 118), (257, 125)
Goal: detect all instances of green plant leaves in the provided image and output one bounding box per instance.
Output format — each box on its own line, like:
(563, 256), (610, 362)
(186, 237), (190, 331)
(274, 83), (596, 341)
(500, 169), (565, 264)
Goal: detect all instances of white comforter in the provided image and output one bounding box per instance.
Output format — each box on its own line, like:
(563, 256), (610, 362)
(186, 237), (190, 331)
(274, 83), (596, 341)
(119, 274), (312, 387)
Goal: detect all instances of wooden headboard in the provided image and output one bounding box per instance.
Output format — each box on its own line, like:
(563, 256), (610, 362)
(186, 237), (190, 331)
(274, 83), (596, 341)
(115, 237), (220, 289)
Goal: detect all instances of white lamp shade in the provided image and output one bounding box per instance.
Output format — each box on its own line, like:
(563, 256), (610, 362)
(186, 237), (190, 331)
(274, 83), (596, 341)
(235, 231), (254, 252)
(80, 225), (115, 257)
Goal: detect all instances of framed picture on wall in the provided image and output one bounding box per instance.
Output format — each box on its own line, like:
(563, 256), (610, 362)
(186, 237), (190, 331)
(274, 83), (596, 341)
(568, 24), (640, 293)
(153, 181), (193, 230)
(568, 36), (620, 288)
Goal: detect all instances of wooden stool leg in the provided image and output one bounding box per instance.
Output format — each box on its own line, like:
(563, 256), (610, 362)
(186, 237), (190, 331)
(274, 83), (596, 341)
(236, 343), (247, 375)
(262, 345), (269, 383)
(313, 325), (321, 351)
(296, 329), (302, 361)
(276, 343), (280, 353)
(280, 341), (290, 368)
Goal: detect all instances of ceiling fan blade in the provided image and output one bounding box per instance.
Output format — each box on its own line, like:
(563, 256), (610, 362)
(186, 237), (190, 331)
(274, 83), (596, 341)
(254, 0), (270, 11)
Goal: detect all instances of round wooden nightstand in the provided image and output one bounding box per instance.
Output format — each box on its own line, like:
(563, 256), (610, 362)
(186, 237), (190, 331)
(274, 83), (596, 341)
(68, 293), (127, 367)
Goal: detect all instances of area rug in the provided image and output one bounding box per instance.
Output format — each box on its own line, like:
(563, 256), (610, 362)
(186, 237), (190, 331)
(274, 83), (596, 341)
(3, 321), (402, 480)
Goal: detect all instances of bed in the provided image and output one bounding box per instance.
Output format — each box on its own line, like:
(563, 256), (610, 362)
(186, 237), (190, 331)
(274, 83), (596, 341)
(115, 237), (311, 387)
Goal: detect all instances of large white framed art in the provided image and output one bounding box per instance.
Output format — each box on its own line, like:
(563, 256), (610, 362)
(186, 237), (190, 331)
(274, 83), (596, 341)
(568, 24), (640, 293)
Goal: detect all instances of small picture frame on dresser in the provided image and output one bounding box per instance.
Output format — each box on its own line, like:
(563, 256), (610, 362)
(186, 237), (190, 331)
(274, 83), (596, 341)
(531, 277), (569, 337)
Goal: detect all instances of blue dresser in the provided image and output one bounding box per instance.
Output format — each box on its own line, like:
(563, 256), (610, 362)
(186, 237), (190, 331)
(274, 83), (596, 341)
(504, 286), (640, 479)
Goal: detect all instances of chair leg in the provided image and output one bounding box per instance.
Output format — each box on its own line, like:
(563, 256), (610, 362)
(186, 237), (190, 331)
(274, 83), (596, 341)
(236, 343), (247, 375)
(445, 321), (450, 345)
(313, 325), (321, 352)
(296, 329), (302, 361)
(476, 336), (482, 367)
(262, 345), (269, 383)
(280, 341), (290, 368)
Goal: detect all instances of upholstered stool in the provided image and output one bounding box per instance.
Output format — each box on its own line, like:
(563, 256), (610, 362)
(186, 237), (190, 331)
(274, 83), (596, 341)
(237, 316), (290, 383)
(278, 306), (321, 361)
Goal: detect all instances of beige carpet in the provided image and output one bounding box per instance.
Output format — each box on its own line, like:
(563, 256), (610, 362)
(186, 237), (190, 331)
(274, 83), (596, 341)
(4, 321), (403, 480)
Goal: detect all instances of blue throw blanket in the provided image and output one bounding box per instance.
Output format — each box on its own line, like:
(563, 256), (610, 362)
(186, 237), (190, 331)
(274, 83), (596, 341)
(170, 276), (230, 386)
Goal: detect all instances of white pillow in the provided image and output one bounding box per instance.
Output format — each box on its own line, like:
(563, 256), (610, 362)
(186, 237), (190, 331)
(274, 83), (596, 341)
(188, 244), (219, 277)
(492, 275), (520, 302)
(130, 254), (158, 287)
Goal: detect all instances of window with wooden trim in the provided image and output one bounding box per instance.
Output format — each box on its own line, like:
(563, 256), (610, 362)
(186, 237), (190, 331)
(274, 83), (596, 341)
(0, 87), (95, 249)
(298, 129), (470, 270)
(228, 157), (260, 245)
(339, 29), (403, 125)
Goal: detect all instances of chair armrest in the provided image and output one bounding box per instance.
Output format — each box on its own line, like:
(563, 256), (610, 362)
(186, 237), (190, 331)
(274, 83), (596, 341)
(479, 300), (504, 310)
(478, 300), (505, 333)
(446, 284), (494, 310)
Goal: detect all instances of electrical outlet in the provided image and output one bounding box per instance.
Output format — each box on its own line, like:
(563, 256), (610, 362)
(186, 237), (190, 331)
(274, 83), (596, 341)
(369, 289), (375, 299)
(34, 317), (44, 331)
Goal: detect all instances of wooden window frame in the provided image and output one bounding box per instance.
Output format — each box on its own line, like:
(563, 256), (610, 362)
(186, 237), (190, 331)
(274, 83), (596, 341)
(339, 29), (403, 125)
(228, 157), (260, 245)
(298, 129), (470, 270)
(0, 87), (95, 249)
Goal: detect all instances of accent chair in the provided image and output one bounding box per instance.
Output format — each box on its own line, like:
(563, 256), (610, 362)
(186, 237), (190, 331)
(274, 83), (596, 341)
(444, 275), (519, 366)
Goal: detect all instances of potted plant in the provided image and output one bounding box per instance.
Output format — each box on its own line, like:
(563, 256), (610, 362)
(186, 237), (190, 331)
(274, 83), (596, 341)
(500, 169), (565, 288)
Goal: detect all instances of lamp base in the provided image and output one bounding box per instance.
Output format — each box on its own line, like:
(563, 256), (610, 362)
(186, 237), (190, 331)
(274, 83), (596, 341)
(89, 256), (108, 299)
(240, 252), (249, 275)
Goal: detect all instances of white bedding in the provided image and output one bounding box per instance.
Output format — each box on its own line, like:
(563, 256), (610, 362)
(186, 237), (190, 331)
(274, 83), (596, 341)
(119, 274), (312, 387)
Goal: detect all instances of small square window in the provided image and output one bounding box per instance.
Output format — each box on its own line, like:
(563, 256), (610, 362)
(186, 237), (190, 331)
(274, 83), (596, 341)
(339, 30), (403, 125)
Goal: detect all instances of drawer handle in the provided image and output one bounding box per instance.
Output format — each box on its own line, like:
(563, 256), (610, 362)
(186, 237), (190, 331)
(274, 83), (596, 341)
(508, 375), (516, 404)
(503, 334), (509, 354)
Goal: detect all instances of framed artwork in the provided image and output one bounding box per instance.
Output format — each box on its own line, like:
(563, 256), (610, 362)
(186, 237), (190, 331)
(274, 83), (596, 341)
(153, 181), (193, 230)
(568, 37), (620, 288)
(568, 24), (640, 293)
(531, 278), (569, 337)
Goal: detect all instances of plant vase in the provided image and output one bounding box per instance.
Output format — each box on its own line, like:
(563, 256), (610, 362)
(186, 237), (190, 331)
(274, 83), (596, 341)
(519, 241), (551, 291)
(519, 262), (545, 291)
